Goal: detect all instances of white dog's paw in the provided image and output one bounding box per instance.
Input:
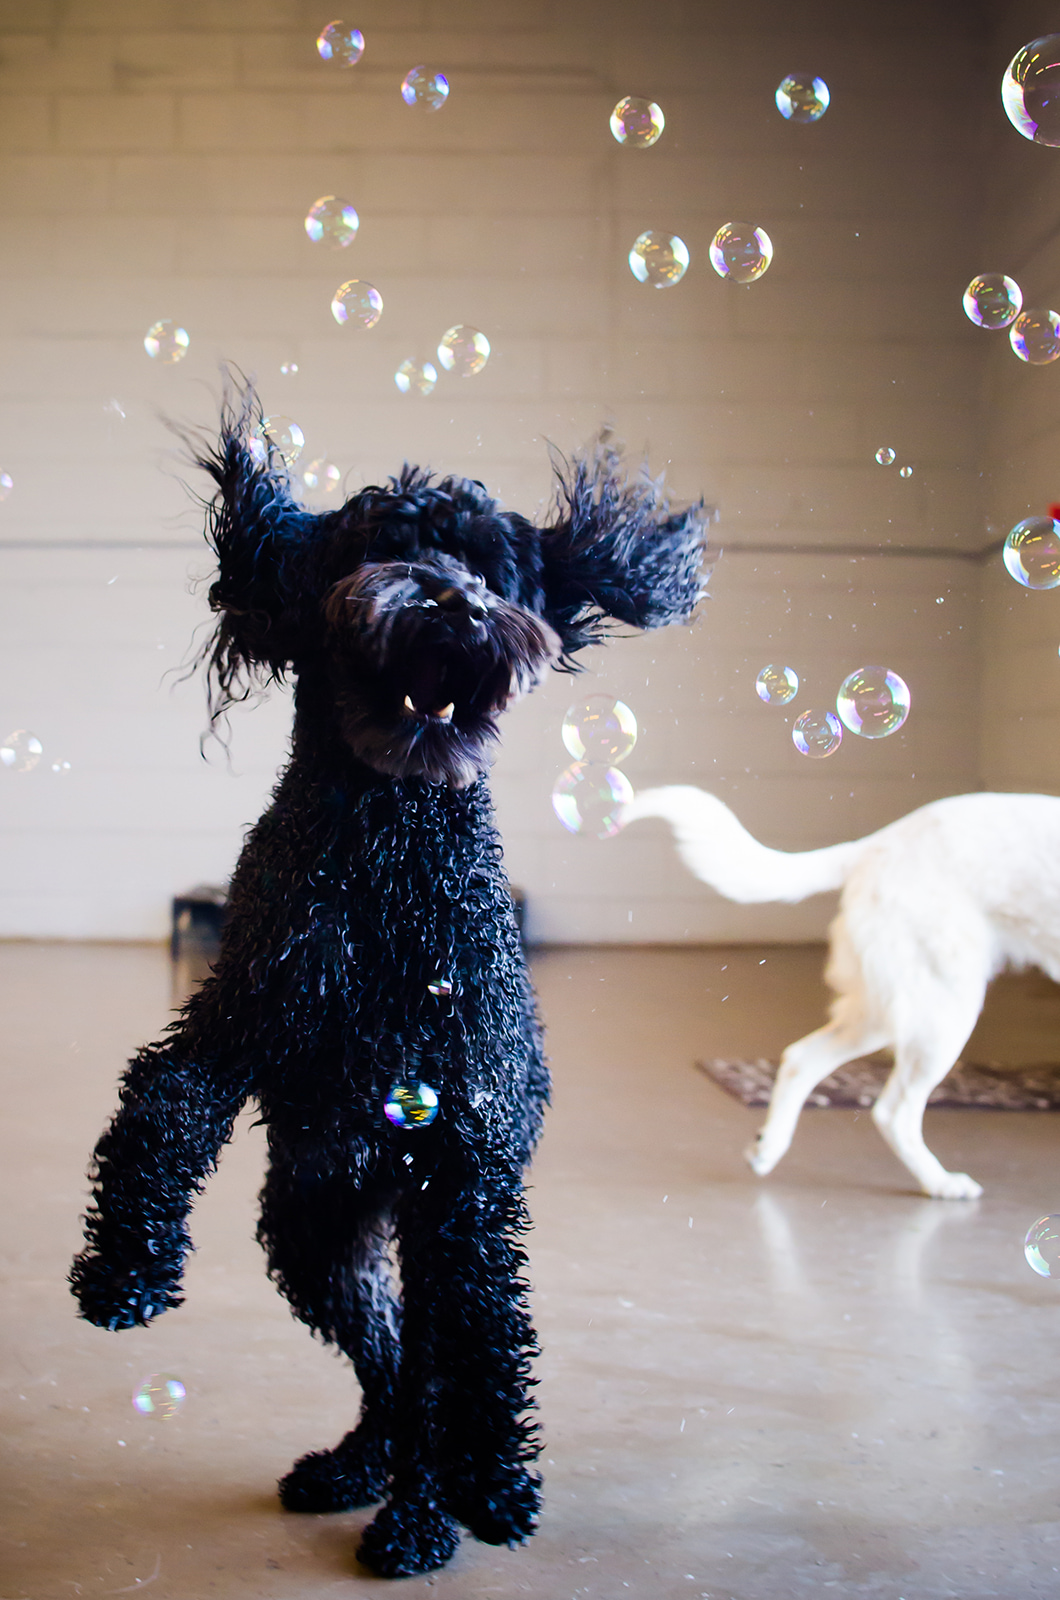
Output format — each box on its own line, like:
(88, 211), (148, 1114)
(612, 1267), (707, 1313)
(744, 1135), (781, 1177)
(925, 1170), (983, 1201)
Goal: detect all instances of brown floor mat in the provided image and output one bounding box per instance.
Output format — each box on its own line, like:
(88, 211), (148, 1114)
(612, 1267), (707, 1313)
(698, 1056), (1060, 1110)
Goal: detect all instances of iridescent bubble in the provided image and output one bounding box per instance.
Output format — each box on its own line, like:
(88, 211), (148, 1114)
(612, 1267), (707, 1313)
(427, 976), (453, 997)
(755, 665), (798, 705)
(384, 1081), (440, 1129)
(561, 696), (637, 763)
(395, 359), (439, 395)
(709, 222), (773, 284)
(103, 399), (126, 421)
(143, 321), (189, 364)
(775, 73), (830, 122)
(0, 470), (12, 498)
(0, 730), (43, 772)
(132, 1373), (186, 1419)
(1010, 308), (1060, 364)
(1002, 36), (1060, 146)
(304, 195), (360, 248)
(300, 457), (342, 499)
(628, 231), (690, 287)
(280, 361), (299, 376)
(331, 279), (383, 329)
(250, 415), (305, 468)
(1002, 516), (1060, 589)
(1025, 1215), (1060, 1276)
(963, 273), (1022, 329)
(836, 666), (911, 739)
(436, 325), (490, 376)
(401, 65), (449, 111)
(610, 96), (665, 147)
(551, 763), (633, 838)
(316, 21), (364, 67)
(899, 465), (913, 478)
(875, 447), (895, 466)
(50, 759), (72, 775)
(792, 710), (842, 759)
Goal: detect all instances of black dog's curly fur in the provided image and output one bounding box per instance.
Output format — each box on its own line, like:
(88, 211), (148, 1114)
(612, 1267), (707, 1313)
(70, 381), (709, 1577)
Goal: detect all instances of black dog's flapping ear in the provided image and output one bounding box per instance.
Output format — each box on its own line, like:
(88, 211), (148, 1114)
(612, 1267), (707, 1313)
(189, 380), (330, 722)
(539, 441), (712, 663)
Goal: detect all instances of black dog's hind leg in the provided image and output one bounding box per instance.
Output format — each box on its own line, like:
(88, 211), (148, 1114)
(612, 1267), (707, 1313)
(358, 1158), (540, 1577)
(258, 1165), (400, 1513)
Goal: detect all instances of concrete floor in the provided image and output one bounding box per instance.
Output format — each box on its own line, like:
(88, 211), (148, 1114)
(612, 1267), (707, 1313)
(3, 941), (1060, 1600)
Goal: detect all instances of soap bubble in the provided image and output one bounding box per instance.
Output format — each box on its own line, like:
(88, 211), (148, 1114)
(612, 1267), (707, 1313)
(775, 73), (830, 122)
(316, 21), (364, 67)
(1025, 1215), (1060, 1276)
(709, 222), (773, 284)
(1, 730), (43, 772)
(250, 415), (305, 468)
(561, 696), (637, 763)
(50, 759), (72, 775)
(132, 1374), (186, 1419)
(836, 666), (910, 739)
(331, 280), (383, 329)
(610, 96), (665, 147)
(395, 359), (438, 395)
(963, 273), (1022, 329)
(279, 361), (299, 376)
(628, 230), (690, 287)
(427, 976), (452, 997)
(1002, 36), (1060, 146)
(305, 195), (360, 248)
(899, 465), (913, 478)
(1002, 516), (1060, 589)
(0, 470), (12, 498)
(551, 763), (633, 838)
(143, 321), (189, 363)
(436, 325), (490, 376)
(1010, 308), (1060, 364)
(875, 447), (895, 466)
(300, 457), (342, 499)
(792, 710), (842, 759)
(401, 65), (449, 110)
(384, 1081), (440, 1129)
(755, 665), (798, 705)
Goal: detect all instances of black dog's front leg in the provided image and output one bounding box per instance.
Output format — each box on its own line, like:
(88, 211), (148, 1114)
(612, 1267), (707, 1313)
(70, 1041), (252, 1330)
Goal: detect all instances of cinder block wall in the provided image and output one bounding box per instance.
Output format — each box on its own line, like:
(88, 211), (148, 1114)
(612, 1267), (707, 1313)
(0, 0), (998, 940)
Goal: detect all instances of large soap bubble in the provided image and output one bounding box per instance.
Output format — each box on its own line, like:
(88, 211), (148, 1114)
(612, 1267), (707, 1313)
(836, 667), (910, 739)
(561, 696), (637, 763)
(395, 359), (438, 395)
(250, 416), (305, 468)
(1025, 1215), (1060, 1276)
(1010, 308), (1060, 363)
(1003, 517), (1060, 589)
(792, 710), (842, 759)
(775, 73), (829, 122)
(755, 665), (798, 705)
(1, 730), (43, 772)
(316, 21), (364, 67)
(610, 96), (665, 146)
(305, 196), (359, 248)
(436, 326), (490, 376)
(963, 273), (1022, 329)
(331, 280), (383, 329)
(144, 320), (189, 363)
(552, 763), (633, 838)
(1002, 36), (1060, 145)
(384, 1081), (440, 1129)
(628, 231), (689, 287)
(709, 222), (773, 284)
(401, 66), (449, 110)
(133, 1374), (186, 1419)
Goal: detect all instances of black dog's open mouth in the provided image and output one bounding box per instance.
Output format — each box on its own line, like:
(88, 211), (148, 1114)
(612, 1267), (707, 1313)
(398, 654), (512, 729)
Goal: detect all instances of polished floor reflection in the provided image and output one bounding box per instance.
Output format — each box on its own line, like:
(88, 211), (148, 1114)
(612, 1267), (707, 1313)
(3, 941), (1060, 1600)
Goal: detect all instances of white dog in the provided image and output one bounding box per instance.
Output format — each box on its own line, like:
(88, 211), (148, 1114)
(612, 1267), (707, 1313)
(622, 788), (1060, 1198)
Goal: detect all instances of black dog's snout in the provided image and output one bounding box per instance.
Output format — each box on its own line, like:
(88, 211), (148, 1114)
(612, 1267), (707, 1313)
(425, 574), (488, 623)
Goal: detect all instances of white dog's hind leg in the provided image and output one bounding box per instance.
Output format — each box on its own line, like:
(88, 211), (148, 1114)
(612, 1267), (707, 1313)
(746, 1020), (888, 1176)
(871, 1037), (983, 1200)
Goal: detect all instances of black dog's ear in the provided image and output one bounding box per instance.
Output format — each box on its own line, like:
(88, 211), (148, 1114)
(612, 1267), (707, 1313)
(539, 441), (712, 662)
(189, 379), (330, 721)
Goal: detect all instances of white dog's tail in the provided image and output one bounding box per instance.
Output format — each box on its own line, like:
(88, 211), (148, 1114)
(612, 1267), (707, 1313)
(622, 786), (867, 904)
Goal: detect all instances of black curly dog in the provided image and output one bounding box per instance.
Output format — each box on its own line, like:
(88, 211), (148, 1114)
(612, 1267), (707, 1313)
(70, 384), (708, 1577)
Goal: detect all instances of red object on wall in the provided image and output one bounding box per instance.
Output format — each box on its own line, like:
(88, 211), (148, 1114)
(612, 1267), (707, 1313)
(1048, 503), (1060, 521)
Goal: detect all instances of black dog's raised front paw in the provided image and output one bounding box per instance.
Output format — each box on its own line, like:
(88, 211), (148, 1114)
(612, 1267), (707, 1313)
(69, 1248), (184, 1331)
(280, 1428), (390, 1512)
(357, 1496), (461, 1577)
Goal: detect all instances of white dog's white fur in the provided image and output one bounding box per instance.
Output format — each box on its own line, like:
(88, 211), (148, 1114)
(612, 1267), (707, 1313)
(623, 788), (1060, 1198)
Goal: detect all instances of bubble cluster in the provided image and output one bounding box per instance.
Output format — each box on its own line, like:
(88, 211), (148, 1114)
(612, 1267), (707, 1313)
(628, 231), (690, 288)
(709, 222), (773, 284)
(143, 321), (189, 364)
(1, 730), (43, 772)
(1025, 1215), (1060, 1277)
(552, 763), (633, 837)
(132, 1374), (186, 1420)
(250, 415), (305, 468)
(1002, 36), (1060, 146)
(1002, 517), (1060, 589)
(963, 273), (1022, 329)
(384, 1081), (440, 1129)
(836, 666), (910, 739)
(436, 325), (490, 376)
(401, 65), (449, 111)
(1010, 308), (1060, 364)
(305, 195), (360, 248)
(331, 280), (383, 329)
(395, 359), (439, 395)
(775, 73), (830, 122)
(561, 696), (638, 763)
(755, 665), (799, 705)
(610, 96), (665, 147)
(792, 710), (842, 759)
(300, 457), (342, 499)
(316, 21), (364, 67)
(875, 447), (895, 466)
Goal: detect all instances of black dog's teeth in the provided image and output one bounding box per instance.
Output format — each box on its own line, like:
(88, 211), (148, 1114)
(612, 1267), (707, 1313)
(403, 694), (455, 724)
